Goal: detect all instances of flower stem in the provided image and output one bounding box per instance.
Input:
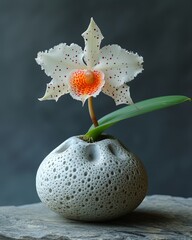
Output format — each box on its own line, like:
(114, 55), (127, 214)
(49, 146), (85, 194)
(88, 97), (98, 127)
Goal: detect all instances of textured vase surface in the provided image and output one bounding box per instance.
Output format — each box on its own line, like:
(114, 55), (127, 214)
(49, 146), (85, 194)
(36, 136), (148, 221)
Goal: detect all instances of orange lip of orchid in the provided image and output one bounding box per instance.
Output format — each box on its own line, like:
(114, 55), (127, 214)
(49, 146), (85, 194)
(69, 70), (104, 98)
(36, 18), (143, 105)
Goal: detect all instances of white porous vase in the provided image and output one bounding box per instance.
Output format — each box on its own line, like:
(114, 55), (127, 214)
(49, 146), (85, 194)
(36, 136), (148, 222)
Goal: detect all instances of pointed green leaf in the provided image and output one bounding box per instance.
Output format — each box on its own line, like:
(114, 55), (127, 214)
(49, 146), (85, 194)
(85, 95), (191, 141)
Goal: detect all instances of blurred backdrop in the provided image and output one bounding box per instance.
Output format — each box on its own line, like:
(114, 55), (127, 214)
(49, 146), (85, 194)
(0, 0), (191, 205)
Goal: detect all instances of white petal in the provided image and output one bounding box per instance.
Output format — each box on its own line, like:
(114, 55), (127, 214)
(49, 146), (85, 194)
(102, 82), (133, 105)
(39, 81), (69, 102)
(36, 43), (85, 81)
(36, 43), (85, 101)
(82, 18), (104, 69)
(94, 44), (143, 87)
(69, 86), (102, 105)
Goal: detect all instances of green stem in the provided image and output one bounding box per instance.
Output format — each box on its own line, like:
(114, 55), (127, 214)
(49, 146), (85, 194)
(88, 97), (98, 128)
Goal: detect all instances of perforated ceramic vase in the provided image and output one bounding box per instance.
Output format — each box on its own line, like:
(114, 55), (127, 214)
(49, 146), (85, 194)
(36, 136), (148, 222)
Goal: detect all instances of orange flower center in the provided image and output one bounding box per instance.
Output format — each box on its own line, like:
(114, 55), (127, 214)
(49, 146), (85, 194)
(70, 70), (104, 96)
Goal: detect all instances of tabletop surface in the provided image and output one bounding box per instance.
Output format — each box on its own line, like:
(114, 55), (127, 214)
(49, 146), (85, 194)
(0, 195), (191, 240)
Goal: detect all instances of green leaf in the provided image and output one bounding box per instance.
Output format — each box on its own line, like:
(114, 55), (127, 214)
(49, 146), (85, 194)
(85, 95), (191, 141)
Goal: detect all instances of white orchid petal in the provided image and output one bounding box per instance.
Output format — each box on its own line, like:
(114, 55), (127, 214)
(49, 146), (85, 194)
(69, 85), (103, 105)
(69, 92), (89, 106)
(102, 82), (133, 105)
(94, 44), (143, 87)
(36, 43), (85, 101)
(82, 18), (104, 68)
(36, 43), (85, 80)
(39, 81), (70, 102)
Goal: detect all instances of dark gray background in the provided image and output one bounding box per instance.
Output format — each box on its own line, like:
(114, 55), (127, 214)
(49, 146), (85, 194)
(0, 0), (191, 206)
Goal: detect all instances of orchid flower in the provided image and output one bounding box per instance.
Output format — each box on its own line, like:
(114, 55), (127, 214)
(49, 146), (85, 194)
(36, 18), (143, 107)
(35, 18), (190, 141)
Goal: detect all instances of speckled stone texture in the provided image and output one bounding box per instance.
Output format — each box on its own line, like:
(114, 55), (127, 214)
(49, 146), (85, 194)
(36, 136), (147, 221)
(0, 195), (191, 240)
